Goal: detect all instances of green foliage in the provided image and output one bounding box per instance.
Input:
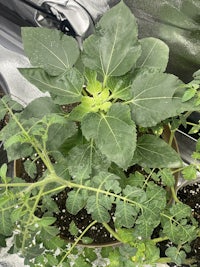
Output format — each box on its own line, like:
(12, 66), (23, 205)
(0, 1), (200, 267)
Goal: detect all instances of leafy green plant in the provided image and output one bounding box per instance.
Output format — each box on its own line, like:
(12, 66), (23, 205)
(0, 2), (200, 266)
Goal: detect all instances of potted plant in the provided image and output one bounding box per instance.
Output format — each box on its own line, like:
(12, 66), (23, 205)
(0, 2), (200, 266)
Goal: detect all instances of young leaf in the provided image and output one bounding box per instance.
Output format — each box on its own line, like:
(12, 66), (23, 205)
(132, 134), (182, 168)
(136, 37), (169, 72)
(182, 87), (196, 102)
(158, 168), (175, 187)
(182, 165), (197, 180)
(23, 160), (37, 179)
(107, 74), (132, 101)
(84, 68), (103, 95)
(82, 1), (141, 78)
(69, 221), (79, 236)
(21, 27), (80, 76)
(82, 104), (136, 169)
(19, 68), (83, 105)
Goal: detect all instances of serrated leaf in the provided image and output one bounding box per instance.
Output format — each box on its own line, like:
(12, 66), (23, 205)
(0, 209), (13, 236)
(82, 1), (141, 78)
(182, 88), (196, 102)
(145, 241), (160, 263)
(115, 201), (138, 228)
(158, 168), (175, 187)
(82, 104), (136, 169)
(169, 202), (192, 220)
(91, 172), (121, 194)
(182, 165), (197, 180)
(132, 134), (182, 168)
(66, 190), (87, 215)
(165, 247), (186, 265)
(122, 185), (146, 203)
(129, 72), (194, 127)
(37, 217), (57, 227)
(43, 236), (65, 250)
(162, 203), (198, 244)
(67, 144), (110, 182)
(107, 74), (132, 101)
(85, 69), (103, 95)
(23, 160), (37, 179)
(86, 195), (113, 223)
(21, 27), (79, 76)
(46, 253), (58, 265)
(136, 37), (169, 72)
(69, 221), (79, 236)
(74, 256), (92, 267)
(19, 68), (83, 105)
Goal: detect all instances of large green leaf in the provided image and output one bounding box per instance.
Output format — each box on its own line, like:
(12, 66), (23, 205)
(21, 27), (79, 76)
(132, 134), (182, 168)
(82, 1), (141, 78)
(19, 68), (83, 104)
(81, 104), (137, 169)
(129, 71), (192, 127)
(136, 37), (169, 72)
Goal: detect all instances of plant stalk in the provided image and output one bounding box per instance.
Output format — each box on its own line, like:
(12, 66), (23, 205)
(58, 220), (97, 266)
(102, 222), (122, 242)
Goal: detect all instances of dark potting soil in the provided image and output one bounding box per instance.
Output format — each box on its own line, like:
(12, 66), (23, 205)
(16, 157), (117, 245)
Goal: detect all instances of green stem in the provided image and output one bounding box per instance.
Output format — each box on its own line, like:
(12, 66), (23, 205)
(102, 222), (122, 242)
(156, 257), (171, 264)
(168, 128), (175, 147)
(21, 184), (45, 252)
(152, 236), (169, 244)
(58, 220), (97, 267)
(171, 186), (181, 203)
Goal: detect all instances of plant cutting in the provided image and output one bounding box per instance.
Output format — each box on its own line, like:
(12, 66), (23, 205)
(0, 1), (200, 266)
